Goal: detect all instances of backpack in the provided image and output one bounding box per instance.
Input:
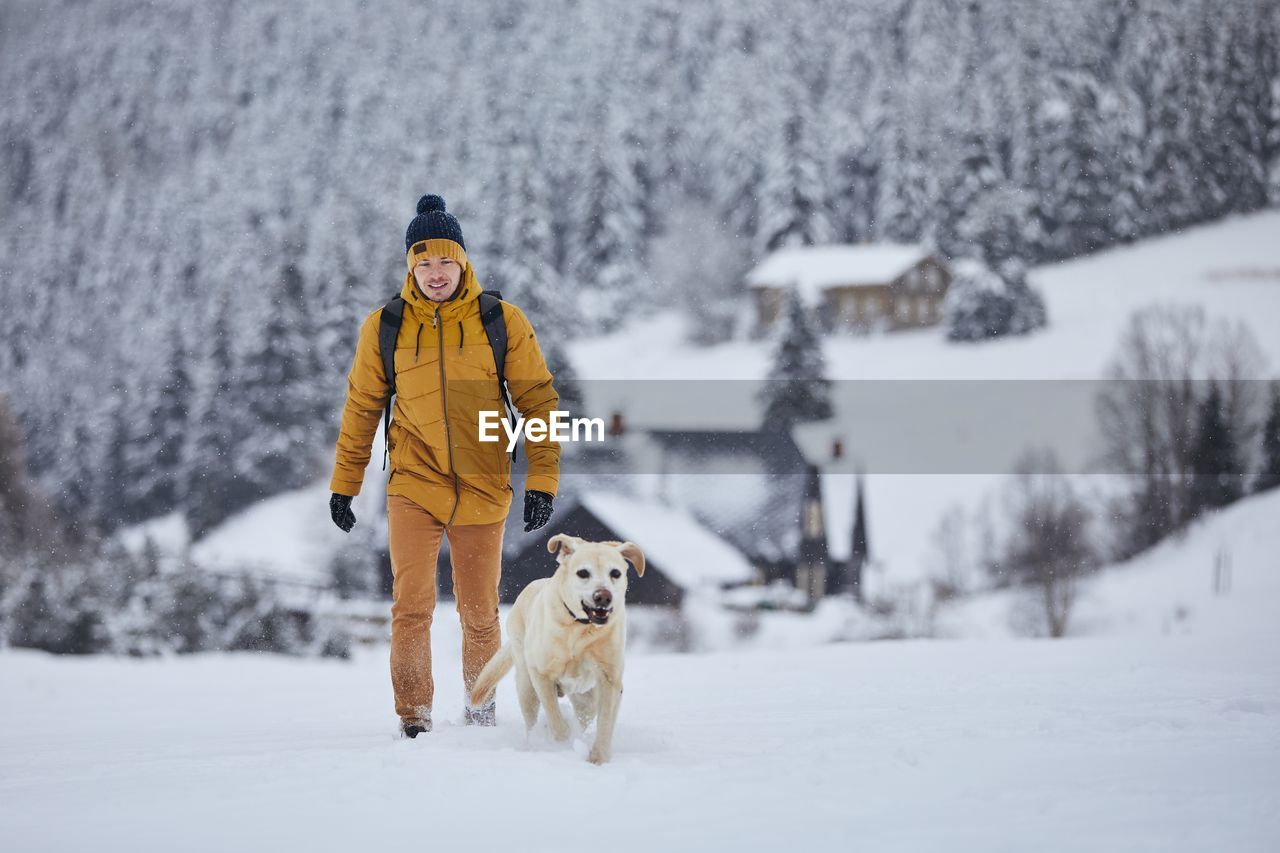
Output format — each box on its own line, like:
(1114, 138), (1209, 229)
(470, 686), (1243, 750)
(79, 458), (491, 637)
(378, 290), (517, 468)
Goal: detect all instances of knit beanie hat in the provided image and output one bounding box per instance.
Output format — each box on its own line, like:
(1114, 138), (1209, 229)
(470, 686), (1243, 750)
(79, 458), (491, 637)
(405, 194), (469, 271)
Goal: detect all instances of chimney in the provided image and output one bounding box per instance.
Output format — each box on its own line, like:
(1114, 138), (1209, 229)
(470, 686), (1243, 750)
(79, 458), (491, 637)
(831, 438), (843, 461)
(608, 411), (626, 438)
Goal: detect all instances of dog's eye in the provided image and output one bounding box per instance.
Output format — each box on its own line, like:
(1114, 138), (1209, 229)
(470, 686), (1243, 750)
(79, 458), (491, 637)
(576, 569), (590, 579)
(610, 569), (622, 579)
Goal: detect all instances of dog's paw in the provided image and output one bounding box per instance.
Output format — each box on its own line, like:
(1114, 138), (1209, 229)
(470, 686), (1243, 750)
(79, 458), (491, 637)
(587, 745), (610, 765)
(549, 719), (571, 742)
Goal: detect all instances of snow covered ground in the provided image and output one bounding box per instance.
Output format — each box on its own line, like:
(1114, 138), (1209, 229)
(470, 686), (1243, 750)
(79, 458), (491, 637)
(2, 628), (1277, 852)
(9, 489), (1280, 850)
(8, 490), (1280, 850)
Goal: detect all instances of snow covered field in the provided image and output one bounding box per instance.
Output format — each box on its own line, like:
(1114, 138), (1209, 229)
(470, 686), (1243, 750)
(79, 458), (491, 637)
(2, 627), (1277, 852)
(8, 489), (1280, 850)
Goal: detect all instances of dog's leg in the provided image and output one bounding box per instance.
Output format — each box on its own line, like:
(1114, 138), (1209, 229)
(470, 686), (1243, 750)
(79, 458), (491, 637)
(569, 688), (598, 731)
(530, 670), (571, 742)
(588, 681), (622, 765)
(514, 659), (540, 732)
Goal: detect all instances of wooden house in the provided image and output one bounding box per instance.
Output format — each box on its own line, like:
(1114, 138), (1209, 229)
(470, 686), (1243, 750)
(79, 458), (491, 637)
(747, 244), (952, 335)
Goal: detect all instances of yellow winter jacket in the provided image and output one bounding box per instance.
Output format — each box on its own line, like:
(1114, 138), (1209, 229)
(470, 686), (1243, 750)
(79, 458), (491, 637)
(329, 242), (560, 525)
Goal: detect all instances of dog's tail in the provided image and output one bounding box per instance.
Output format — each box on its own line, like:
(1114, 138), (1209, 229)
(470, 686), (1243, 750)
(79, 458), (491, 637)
(469, 644), (513, 707)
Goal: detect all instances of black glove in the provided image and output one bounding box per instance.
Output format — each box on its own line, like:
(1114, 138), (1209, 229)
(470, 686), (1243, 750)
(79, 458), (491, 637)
(523, 489), (554, 533)
(329, 493), (356, 533)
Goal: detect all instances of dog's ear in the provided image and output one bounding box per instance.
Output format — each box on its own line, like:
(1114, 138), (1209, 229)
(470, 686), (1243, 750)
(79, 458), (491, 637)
(617, 541), (645, 577)
(547, 534), (578, 559)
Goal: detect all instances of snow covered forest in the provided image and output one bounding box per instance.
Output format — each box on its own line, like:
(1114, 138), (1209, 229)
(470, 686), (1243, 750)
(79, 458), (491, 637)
(1, 0), (1278, 540)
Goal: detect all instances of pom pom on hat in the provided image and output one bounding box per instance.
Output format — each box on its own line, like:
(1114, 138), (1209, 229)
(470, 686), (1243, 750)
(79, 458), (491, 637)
(417, 194), (446, 215)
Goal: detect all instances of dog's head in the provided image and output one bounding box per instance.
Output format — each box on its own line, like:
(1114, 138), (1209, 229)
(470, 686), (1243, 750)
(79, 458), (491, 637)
(547, 534), (645, 627)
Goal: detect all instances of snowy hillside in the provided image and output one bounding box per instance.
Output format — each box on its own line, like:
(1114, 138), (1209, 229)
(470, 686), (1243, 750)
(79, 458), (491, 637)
(119, 458), (391, 585)
(571, 209), (1280, 382)
(2, 628), (1276, 852)
(937, 486), (1280, 642)
(186, 484), (344, 582)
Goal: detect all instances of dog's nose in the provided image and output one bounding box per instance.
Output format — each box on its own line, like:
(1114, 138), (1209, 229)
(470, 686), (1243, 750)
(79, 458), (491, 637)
(592, 589), (612, 608)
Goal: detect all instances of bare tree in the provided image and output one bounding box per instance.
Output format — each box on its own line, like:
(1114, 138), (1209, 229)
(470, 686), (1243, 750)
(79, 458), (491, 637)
(996, 448), (1098, 638)
(1096, 304), (1267, 557)
(973, 492), (1003, 584)
(928, 504), (971, 601)
(1207, 316), (1268, 476)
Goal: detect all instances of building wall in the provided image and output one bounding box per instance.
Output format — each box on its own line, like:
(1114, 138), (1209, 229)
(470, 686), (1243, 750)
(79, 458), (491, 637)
(885, 256), (951, 331)
(753, 286), (787, 335)
(753, 256), (953, 335)
(821, 283), (893, 331)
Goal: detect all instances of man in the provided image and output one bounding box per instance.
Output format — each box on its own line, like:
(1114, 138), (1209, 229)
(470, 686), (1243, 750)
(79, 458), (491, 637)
(328, 194), (559, 738)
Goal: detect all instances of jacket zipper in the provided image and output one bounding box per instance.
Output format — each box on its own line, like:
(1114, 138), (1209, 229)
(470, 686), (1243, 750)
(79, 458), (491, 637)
(436, 305), (461, 526)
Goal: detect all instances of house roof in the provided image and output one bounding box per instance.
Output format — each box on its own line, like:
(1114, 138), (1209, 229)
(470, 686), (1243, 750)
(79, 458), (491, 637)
(507, 427), (813, 568)
(641, 428), (808, 563)
(790, 420), (850, 469)
(577, 492), (756, 588)
(645, 428), (804, 461)
(747, 244), (931, 303)
(657, 471), (805, 565)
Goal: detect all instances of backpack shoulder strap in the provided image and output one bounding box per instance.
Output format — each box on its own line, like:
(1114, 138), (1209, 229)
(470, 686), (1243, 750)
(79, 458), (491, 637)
(477, 290), (507, 388)
(377, 296), (405, 471)
(477, 290), (518, 462)
(379, 296), (405, 394)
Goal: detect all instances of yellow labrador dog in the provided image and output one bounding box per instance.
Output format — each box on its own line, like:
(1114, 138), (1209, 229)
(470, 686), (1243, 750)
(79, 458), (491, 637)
(470, 534), (644, 764)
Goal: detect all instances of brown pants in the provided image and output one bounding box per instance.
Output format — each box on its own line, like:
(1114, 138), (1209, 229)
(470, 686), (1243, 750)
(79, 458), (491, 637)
(387, 493), (504, 723)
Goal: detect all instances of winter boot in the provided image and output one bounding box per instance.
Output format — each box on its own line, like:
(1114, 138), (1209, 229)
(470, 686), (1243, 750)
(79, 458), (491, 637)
(464, 700), (496, 727)
(400, 708), (432, 739)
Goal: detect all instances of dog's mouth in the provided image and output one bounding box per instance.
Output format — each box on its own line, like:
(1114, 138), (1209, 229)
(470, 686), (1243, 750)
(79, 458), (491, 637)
(581, 603), (613, 625)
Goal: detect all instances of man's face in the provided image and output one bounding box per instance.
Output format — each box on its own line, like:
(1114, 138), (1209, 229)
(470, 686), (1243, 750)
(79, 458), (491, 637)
(413, 256), (463, 301)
